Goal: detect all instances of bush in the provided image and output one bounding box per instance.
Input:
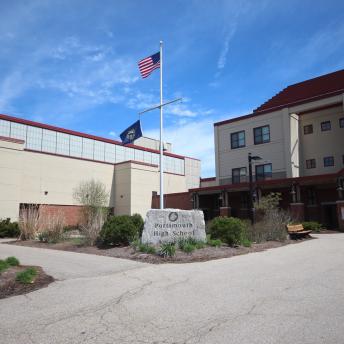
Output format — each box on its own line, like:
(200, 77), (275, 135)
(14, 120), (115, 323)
(246, 209), (290, 243)
(302, 221), (323, 232)
(19, 206), (41, 240)
(207, 238), (222, 247)
(80, 207), (108, 245)
(16, 267), (37, 284)
(0, 218), (20, 238)
(138, 243), (156, 254)
(6, 256), (20, 266)
(99, 215), (138, 246)
(209, 217), (246, 246)
(195, 241), (206, 249)
(38, 209), (65, 243)
(181, 242), (196, 253)
(0, 260), (9, 273)
(159, 242), (176, 257)
(178, 237), (203, 252)
(131, 213), (144, 237)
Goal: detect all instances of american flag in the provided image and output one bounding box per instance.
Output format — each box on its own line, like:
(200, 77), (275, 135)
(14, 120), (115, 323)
(138, 52), (160, 78)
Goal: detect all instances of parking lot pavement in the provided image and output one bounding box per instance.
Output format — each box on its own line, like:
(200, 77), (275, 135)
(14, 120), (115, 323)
(1, 234), (344, 344)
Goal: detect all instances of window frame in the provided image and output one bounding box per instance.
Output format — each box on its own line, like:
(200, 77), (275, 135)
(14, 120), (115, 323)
(303, 124), (313, 135)
(323, 156), (334, 167)
(321, 121), (331, 131)
(230, 130), (245, 149)
(255, 163), (272, 181)
(340, 118), (344, 128)
(253, 125), (270, 145)
(306, 159), (316, 169)
(232, 167), (247, 184)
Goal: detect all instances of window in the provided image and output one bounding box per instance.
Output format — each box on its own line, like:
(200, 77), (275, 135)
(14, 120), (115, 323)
(303, 124), (313, 135)
(306, 159), (316, 169)
(42, 129), (56, 153)
(231, 131), (245, 149)
(232, 167), (247, 184)
(340, 118), (344, 128)
(254, 125), (270, 144)
(0, 119), (10, 137)
(323, 156), (334, 167)
(321, 121), (331, 131)
(255, 163), (272, 181)
(26, 126), (42, 150)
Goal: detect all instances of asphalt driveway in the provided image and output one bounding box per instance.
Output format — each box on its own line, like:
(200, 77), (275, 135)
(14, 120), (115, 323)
(1, 234), (343, 344)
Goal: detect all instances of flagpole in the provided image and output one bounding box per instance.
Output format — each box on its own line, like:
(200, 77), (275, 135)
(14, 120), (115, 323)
(159, 40), (164, 209)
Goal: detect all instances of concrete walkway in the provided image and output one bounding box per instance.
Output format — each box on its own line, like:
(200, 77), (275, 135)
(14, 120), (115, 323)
(1, 234), (343, 344)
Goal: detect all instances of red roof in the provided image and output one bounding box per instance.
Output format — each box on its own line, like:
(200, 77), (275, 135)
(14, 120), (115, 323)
(214, 69), (344, 127)
(254, 69), (344, 113)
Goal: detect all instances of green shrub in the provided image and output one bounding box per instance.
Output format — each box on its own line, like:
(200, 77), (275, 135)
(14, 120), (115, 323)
(131, 213), (144, 237)
(159, 242), (176, 257)
(0, 218), (20, 238)
(181, 242), (196, 253)
(138, 243), (156, 254)
(6, 256), (20, 266)
(207, 238), (222, 247)
(16, 267), (37, 284)
(241, 238), (252, 247)
(0, 260), (9, 273)
(195, 241), (206, 249)
(209, 217), (246, 246)
(99, 215), (138, 246)
(302, 221), (323, 232)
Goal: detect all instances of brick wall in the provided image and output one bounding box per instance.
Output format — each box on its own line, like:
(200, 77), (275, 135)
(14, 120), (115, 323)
(39, 204), (85, 227)
(152, 192), (192, 210)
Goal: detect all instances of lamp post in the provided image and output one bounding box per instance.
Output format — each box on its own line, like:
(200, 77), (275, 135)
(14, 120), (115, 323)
(248, 153), (262, 224)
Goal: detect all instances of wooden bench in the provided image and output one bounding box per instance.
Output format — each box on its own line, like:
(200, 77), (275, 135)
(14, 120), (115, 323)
(286, 224), (312, 239)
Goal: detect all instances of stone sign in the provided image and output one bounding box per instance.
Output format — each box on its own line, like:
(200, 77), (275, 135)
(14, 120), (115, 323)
(141, 208), (206, 245)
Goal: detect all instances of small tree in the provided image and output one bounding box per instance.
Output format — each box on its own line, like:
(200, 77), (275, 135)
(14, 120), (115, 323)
(248, 192), (290, 242)
(73, 179), (109, 245)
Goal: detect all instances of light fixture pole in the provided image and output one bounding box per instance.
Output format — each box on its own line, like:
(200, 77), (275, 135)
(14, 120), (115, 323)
(248, 153), (262, 224)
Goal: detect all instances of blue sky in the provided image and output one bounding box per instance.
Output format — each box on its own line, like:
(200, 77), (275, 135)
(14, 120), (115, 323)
(1, 0), (344, 177)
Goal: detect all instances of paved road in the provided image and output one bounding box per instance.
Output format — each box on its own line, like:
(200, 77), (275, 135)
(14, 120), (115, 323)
(0, 234), (343, 344)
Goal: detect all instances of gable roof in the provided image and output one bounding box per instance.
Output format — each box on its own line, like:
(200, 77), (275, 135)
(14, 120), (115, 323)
(214, 69), (344, 127)
(254, 69), (344, 113)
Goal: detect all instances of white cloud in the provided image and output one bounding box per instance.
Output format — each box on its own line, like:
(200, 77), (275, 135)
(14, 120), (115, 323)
(144, 119), (216, 177)
(217, 25), (236, 70)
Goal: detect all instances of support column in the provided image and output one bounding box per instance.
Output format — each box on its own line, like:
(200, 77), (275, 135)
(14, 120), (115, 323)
(337, 201), (344, 231)
(220, 190), (231, 217)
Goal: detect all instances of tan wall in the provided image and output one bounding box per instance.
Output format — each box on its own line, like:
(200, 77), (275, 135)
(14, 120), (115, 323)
(200, 179), (217, 188)
(215, 109), (287, 184)
(184, 157), (201, 189)
(0, 140), (191, 220)
(134, 136), (172, 152)
(299, 105), (344, 176)
(128, 162), (187, 216)
(215, 94), (344, 184)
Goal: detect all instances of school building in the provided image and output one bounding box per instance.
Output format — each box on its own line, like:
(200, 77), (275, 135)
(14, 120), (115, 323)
(158, 69), (344, 230)
(0, 114), (201, 224)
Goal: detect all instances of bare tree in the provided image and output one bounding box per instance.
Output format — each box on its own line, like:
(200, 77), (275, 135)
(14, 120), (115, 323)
(73, 179), (109, 245)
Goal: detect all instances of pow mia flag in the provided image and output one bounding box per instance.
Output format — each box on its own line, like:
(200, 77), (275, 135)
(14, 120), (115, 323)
(120, 120), (143, 144)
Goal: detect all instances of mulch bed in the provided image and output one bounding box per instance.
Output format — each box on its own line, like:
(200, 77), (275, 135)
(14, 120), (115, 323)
(8, 237), (313, 264)
(0, 265), (54, 299)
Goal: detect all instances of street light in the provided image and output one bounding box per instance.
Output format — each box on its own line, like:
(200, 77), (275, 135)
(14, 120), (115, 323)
(248, 153), (262, 224)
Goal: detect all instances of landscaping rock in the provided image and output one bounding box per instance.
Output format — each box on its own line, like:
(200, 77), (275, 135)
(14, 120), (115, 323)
(142, 209), (206, 244)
